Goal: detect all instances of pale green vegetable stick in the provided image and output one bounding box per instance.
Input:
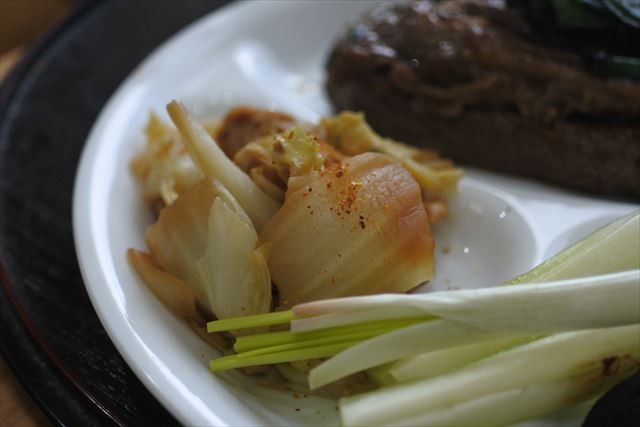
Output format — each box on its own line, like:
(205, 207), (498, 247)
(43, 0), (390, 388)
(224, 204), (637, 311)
(340, 325), (640, 426)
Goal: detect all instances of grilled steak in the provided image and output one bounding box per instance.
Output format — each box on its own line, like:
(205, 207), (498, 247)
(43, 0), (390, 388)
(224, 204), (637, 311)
(326, 0), (640, 196)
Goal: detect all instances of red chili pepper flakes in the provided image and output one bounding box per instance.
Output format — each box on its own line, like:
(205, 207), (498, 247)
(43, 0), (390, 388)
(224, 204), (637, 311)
(336, 181), (362, 215)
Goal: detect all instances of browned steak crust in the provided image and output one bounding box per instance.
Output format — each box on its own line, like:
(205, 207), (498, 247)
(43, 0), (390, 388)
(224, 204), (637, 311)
(326, 0), (640, 196)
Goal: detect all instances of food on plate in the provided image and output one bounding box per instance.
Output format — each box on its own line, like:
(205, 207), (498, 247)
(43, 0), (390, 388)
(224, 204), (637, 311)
(130, 113), (203, 211)
(325, 0), (640, 195)
(209, 211), (640, 426)
(132, 177), (272, 331)
(127, 95), (639, 425)
(216, 106), (296, 159)
(261, 152), (435, 308)
(167, 102), (281, 229)
(129, 101), (460, 340)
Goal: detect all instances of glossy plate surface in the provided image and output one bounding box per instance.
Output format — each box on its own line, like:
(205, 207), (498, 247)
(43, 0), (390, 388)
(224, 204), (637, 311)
(73, 1), (638, 426)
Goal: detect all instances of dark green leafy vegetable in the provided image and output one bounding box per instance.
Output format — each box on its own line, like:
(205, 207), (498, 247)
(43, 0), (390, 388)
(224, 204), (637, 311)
(507, 0), (640, 79)
(509, 0), (639, 28)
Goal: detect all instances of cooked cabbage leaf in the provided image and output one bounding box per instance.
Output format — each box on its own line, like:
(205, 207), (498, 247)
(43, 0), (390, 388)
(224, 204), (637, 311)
(260, 152), (434, 307)
(130, 112), (203, 206)
(144, 177), (271, 321)
(234, 125), (344, 202)
(195, 197), (272, 328)
(167, 101), (279, 229)
(320, 112), (462, 196)
(127, 248), (201, 321)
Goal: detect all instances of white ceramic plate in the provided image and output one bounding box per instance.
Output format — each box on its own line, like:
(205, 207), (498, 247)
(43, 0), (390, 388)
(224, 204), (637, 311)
(73, 1), (638, 426)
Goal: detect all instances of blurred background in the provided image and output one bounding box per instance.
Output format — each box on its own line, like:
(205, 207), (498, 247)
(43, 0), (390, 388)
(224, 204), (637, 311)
(0, 0), (76, 80)
(1, 2), (76, 426)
